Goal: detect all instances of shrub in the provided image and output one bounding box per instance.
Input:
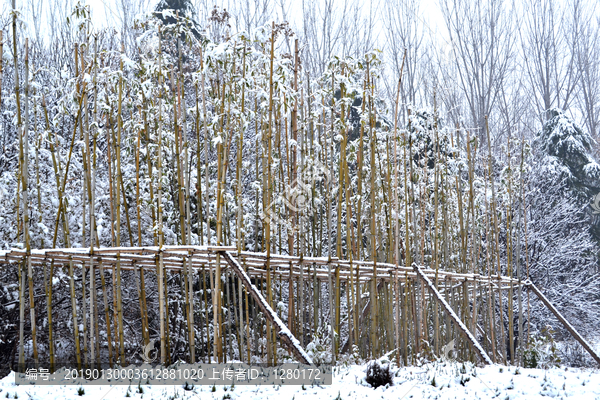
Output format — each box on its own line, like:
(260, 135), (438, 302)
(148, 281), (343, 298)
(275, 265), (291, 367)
(523, 325), (561, 369)
(306, 325), (334, 365)
(365, 361), (393, 389)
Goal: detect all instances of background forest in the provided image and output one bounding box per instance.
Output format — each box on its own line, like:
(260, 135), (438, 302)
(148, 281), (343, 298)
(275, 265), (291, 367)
(0, 0), (599, 371)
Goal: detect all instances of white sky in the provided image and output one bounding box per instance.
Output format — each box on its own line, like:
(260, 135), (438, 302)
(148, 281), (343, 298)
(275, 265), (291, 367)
(1, 0), (449, 67)
(77, 0), (447, 44)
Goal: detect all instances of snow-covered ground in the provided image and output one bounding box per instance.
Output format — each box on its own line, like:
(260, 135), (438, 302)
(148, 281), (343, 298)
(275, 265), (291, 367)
(2, 362), (600, 400)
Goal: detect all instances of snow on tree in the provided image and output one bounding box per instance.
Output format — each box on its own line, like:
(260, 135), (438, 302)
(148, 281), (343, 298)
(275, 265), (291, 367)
(525, 108), (600, 342)
(536, 108), (600, 198)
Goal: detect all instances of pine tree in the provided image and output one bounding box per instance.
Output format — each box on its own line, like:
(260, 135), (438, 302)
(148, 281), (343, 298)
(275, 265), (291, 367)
(536, 108), (600, 198)
(535, 108), (600, 241)
(155, 0), (195, 19)
(154, 0), (201, 38)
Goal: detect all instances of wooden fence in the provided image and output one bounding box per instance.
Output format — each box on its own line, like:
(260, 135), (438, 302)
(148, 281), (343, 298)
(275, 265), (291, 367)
(1, 245), (597, 370)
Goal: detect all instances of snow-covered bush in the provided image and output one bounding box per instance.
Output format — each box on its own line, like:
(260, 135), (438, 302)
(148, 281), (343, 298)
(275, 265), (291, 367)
(306, 325), (334, 365)
(338, 344), (361, 366)
(365, 360), (393, 389)
(523, 325), (561, 369)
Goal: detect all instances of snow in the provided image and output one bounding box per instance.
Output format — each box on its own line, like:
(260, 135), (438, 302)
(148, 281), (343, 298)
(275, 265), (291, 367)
(583, 161), (600, 179)
(3, 362), (600, 399)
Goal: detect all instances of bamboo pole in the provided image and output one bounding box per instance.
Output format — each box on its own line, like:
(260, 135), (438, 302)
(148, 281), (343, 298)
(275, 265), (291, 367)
(213, 51), (235, 363)
(46, 253), (55, 371)
(324, 70), (336, 362)
(177, 36), (196, 363)
(465, 129), (477, 341)
(516, 139), (526, 365)
(113, 44), (126, 365)
(237, 42), (248, 360)
(194, 81), (204, 244)
(202, 265), (210, 362)
(253, 89), (261, 253)
(98, 259), (113, 367)
(172, 67), (185, 244)
(290, 39), (299, 257)
(345, 158), (356, 352)
(402, 273), (409, 364)
(135, 122), (149, 346)
(299, 258), (305, 347)
(485, 116), (506, 363)
(225, 269), (231, 360)
(432, 92), (442, 356)
(87, 36), (99, 367)
(367, 60), (379, 357)
(356, 64), (367, 262)
(392, 50), (406, 365)
(483, 154), (497, 362)
(505, 133), (515, 364)
(157, 28), (167, 365)
(78, 43), (91, 369)
(209, 253), (216, 362)
(21, 38), (39, 368)
(164, 262), (172, 365)
(12, 0), (26, 369)
(232, 269), (242, 360)
(134, 86), (151, 349)
(68, 256), (82, 369)
(402, 107), (411, 364)
(81, 261), (88, 368)
(89, 259), (96, 367)
(335, 66), (343, 261)
(263, 22), (277, 365)
(109, 263), (118, 362)
(386, 275), (395, 352)
(32, 80), (42, 252)
(199, 46), (210, 248)
(410, 277), (419, 360)
(334, 64), (349, 358)
(214, 94), (224, 362)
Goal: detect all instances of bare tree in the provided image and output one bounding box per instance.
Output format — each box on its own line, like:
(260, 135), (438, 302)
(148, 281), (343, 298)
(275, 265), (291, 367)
(440, 0), (514, 143)
(383, 0), (425, 121)
(46, 0), (76, 65)
(339, 0), (379, 61)
(299, 0), (349, 76)
(245, 0), (273, 33)
(115, 0), (153, 51)
(519, 0), (582, 125)
(575, 10), (600, 148)
(200, 0), (273, 35)
(26, 0), (43, 44)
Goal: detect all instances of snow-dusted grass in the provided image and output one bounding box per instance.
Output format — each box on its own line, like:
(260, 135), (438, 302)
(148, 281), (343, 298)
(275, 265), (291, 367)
(2, 361), (599, 399)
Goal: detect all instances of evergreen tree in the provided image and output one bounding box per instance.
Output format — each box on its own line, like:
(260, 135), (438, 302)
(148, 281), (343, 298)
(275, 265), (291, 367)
(155, 0), (195, 21)
(526, 109), (600, 339)
(154, 0), (201, 39)
(536, 108), (600, 199)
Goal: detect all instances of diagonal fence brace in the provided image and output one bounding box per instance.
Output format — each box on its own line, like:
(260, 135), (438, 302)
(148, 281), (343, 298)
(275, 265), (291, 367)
(219, 251), (313, 365)
(413, 264), (493, 365)
(526, 281), (600, 367)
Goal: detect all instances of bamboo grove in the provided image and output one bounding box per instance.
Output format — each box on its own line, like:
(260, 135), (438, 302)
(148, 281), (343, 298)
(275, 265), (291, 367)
(0, 6), (548, 370)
